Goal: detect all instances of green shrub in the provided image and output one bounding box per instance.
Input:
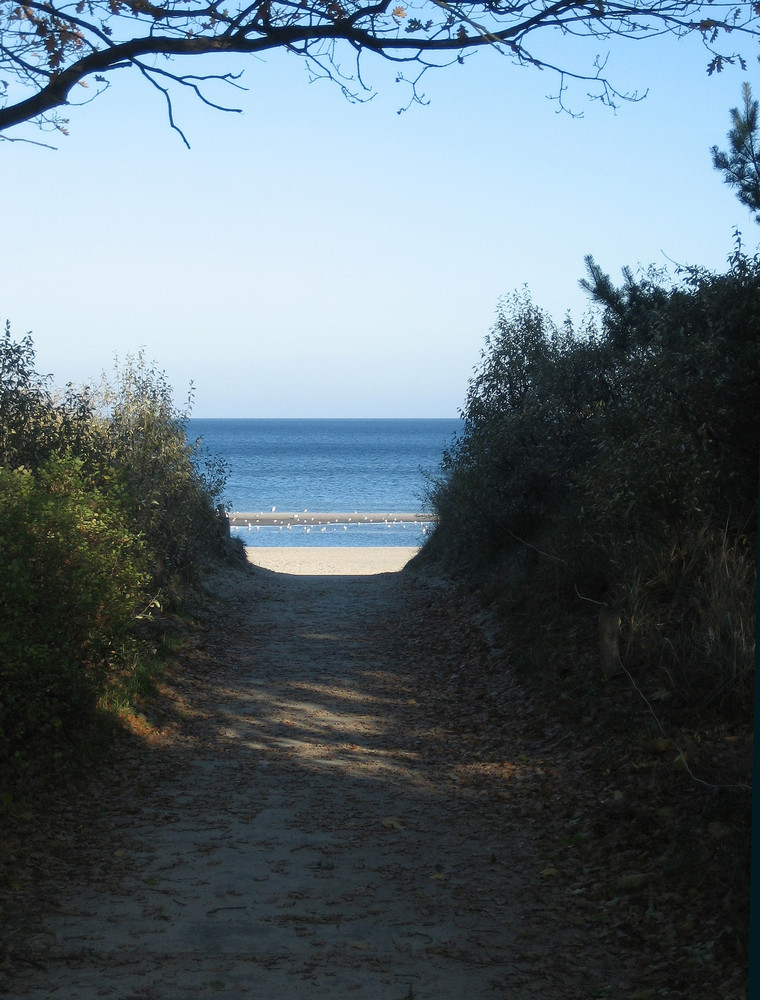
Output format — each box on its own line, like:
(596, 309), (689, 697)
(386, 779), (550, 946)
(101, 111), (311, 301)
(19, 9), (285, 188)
(0, 320), (102, 474)
(0, 326), (241, 785)
(428, 288), (607, 571)
(0, 457), (148, 764)
(0, 329), (233, 598)
(93, 351), (231, 591)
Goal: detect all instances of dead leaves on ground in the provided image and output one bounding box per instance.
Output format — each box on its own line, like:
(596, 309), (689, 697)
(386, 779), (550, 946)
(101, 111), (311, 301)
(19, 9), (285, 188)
(391, 578), (751, 1000)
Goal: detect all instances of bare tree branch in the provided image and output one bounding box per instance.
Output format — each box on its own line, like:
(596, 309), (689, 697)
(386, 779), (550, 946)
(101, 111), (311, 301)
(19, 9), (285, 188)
(1, 0), (758, 140)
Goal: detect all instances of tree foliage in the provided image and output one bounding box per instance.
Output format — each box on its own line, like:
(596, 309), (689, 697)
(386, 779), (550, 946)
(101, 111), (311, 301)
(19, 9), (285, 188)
(1, 0), (759, 142)
(712, 76), (760, 223)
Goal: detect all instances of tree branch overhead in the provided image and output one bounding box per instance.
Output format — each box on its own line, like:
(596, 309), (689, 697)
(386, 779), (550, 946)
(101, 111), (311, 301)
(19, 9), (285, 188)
(1, 0), (758, 138)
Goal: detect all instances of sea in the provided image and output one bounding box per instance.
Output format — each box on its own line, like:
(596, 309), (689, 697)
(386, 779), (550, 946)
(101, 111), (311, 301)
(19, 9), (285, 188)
(187, 418), (460, 548)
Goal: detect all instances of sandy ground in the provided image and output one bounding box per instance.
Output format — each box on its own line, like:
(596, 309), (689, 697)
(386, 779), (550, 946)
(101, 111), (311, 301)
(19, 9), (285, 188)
(245, 546), (419, 575)
(4, 552), (628, 1000)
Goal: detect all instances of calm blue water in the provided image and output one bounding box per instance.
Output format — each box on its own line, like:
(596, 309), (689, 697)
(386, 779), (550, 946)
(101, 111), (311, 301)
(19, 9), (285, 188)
(187, 418), (459, 548)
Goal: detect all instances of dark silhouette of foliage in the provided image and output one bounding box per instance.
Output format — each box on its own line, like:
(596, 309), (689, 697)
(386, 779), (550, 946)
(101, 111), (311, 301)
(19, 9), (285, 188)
(427, 239), (758, 719)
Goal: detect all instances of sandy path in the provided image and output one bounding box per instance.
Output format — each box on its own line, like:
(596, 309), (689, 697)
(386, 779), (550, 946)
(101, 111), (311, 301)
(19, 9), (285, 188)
(6, 556), (624, 999)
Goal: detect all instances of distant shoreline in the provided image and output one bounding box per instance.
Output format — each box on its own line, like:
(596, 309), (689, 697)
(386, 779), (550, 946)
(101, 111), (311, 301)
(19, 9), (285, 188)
(228, 511), (437, 527)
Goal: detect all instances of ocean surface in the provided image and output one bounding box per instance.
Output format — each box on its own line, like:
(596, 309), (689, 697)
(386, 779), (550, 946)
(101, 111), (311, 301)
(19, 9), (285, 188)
(187, 418), (459, 548)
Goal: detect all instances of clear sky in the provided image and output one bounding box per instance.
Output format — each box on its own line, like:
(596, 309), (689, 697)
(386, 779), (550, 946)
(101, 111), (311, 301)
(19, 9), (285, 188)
(2, 29), (758, 417)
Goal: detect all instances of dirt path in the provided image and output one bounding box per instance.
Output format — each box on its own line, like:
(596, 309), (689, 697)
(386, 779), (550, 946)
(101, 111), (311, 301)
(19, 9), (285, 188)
(4, 561), (629, 1000)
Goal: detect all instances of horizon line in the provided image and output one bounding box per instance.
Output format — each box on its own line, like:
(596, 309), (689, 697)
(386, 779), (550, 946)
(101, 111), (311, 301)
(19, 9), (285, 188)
(189, 415), (461, 421)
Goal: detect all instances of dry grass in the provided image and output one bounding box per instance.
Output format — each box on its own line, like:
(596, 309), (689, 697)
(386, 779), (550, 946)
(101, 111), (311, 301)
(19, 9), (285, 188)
(612, 523), (755, 720)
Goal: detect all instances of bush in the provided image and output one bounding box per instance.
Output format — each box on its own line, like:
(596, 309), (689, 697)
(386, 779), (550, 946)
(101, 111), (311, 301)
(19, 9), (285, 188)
(429, 288), (606, 568)
(578, 242), (760, 539)
(427, 241), (758, 720)
(0, 321), (105, 479)
(0, 327), (239, 779)
(93, 352), (231, 591)
(0, 457), (148, 763)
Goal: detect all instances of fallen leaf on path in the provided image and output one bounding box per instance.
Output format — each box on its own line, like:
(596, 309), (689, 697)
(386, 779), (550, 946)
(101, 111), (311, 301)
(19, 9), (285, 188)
(615, 872), (650, 890)
(381, 816), (405, 830)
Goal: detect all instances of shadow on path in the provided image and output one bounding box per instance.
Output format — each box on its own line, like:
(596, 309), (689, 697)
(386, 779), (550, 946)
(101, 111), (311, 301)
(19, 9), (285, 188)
(5, 562), (625, 1000)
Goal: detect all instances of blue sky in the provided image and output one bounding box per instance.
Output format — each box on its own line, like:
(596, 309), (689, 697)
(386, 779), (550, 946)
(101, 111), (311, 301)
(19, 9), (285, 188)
(2, 30), (758, 417)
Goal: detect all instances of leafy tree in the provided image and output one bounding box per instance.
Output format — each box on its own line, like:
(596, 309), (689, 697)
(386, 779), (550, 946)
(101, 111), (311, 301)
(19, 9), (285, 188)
(1, 0), (758, 143)
(711, 76), (760, 223)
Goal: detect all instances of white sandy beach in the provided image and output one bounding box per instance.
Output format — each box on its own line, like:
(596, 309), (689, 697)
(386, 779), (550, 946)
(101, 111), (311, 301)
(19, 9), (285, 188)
(245, 545), (419, 575)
